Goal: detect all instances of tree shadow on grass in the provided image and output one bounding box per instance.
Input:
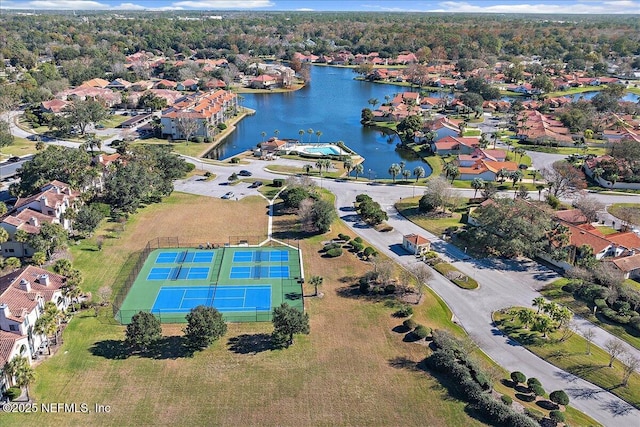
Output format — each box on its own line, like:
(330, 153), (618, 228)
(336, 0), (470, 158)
(388, 356), (421, 372)
(515, 392), (536, 402)
(567, 363), (606, 377)
(536, 399), (557, 411)
(227, 333), (274, 355)
(335, 284), (395, 302)
(90, 336), (195, 360)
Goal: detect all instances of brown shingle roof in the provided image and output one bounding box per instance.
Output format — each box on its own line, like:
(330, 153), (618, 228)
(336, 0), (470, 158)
(553, 209), (588, 225)
(611, 253), (640, 272)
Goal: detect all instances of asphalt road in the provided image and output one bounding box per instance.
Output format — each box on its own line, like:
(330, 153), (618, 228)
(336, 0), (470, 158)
(9, 113), (640, 425)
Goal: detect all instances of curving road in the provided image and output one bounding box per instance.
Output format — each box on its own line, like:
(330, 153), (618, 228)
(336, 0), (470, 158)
(10, 112), (640, 425)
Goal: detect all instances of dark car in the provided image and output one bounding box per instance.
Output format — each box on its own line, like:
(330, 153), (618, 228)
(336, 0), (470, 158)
(239, 170), (252, 177)
(8, 156), (21, 163)
(249, 181), (263, 188)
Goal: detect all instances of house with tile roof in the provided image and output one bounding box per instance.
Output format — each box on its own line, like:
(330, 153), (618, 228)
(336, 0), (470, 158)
(516, 110), (574, 146)
(611, 253), (640, 279)
(402, 234), (431, 255)
(106, 78), (132, 90)
(431, 135), (480, 155)
(0, 266), (69, 395)
(40, 99), (69, 114)
(80, 78), (110, 88)
(160, 89), (238, 139)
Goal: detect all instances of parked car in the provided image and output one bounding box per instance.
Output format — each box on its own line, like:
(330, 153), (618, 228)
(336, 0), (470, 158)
(8, 156), (21, 163)
(221, 192), (235, 199)
(249, 181), (263, 188)
(239, 170), (252, 177)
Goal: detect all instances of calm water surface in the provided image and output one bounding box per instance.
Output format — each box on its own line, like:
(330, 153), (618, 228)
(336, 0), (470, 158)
(208, 66), (431, 179)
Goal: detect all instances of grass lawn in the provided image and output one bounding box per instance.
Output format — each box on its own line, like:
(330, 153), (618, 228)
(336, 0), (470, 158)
(608, 203), (640, 226)
(395, 197), (464, 236)
(462, 129), (482, 137)
(432, 261), (479, 290)
(541, 279), (640, 351)
(593, 225), (619, 235)
(135, 138), (215, 158)
(543, 86), (605, 98)
(99, 114), (129, 129)
(265, 162), (347, 179)
(494, 308), (640, 410)
(0, 137), (38, 158)
(4, 194), (492, 427)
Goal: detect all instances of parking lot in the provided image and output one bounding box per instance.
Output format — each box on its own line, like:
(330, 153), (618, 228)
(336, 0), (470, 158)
(173, 174), (267, 200)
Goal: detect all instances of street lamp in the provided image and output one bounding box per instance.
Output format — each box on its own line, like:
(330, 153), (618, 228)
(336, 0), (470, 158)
(368, 169), (373, 181)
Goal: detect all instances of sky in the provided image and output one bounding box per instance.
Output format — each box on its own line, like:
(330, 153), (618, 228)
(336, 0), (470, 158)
(1, 0), (639, 13)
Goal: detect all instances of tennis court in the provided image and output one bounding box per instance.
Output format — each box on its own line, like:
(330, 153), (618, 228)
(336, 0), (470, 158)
(116, 245), (303, 324)
(151, 285), (272, 314)
(147, 266), (211, 281)
(229, 265), (290, 279)
(155, 250), (215, 264)
(232, 250), (289, 263)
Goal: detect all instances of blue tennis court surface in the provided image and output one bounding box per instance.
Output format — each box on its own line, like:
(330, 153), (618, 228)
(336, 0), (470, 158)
(232, 250), (289, 263)
(155, 251), (215, 264)
(147, 266), (210, 281)
(229, 265), (289, 279)
(151, 285), (272, 313)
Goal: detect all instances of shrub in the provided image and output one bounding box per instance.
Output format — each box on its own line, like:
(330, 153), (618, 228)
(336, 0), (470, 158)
(195, 136), (204, 143)
(471, 394), (511, 425)
(594, 298), (608, 310)
(413, 325), (431, 339)
(524, 408), (544, 422)
(337, 233), (350, 241)
(630, 316), (640, 332)
(326, 248), (343, 258)
(363, 247), (377, 258)
(204, 136), (212, 143)
(530, 383), (545, 397)
(527, 377), (542, 388)
(230, 157), (240, 164)
(549, 390), (569, 407)
(384, 284), (396, 294)
(359, 281), (370, 294)
(273, 178), (285, 187)
(474, 371), (492, 391)
(546, 194), (560, 209)
(204, 171), (212, 177)
(395, 305), (414, 317)
(423, 251), (438, 259)
(501, 394), (513, 406)
(402, 318), (417, 329)
(351, 241), (364, 252)
(4, 386), (21, 401)
(510, 371), (526, 385)
(217, 123), (227, 130)
(549, 410), (566, 423)
(323, 242), (341, 251)
(353, 236), (363, 243)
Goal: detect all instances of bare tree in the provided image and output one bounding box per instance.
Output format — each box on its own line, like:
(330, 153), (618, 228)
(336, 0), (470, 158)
(616, 206), (640, 231)
(98, 286), (112, 306)
(604, 339), (625, 367)
(583, 328), (595, 355)
(422, 176), (459, 214)
(176, 114), (200, 143)
(541, 161), (587, 198)
(621, 352), (639, 386)
(297, 198), (315, 232)
(573, 194), (604, 223)
(375, 259), (395, 285)
(408, 263), (433, 304)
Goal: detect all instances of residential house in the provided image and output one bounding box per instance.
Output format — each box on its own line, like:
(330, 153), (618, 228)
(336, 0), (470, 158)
(431, 135), (480, 155)
(40, 99), (69, 114)
(106, 78), (132, 91)
(0, 266), (69, 395)
(250, 74), (278, 89)
(611, 254), (640, 279)
(12, 181), (80, 230)
(394, 52), (418, 65)
(177, 79), (199, 91)
(130, 80), (154, 92)
(516, 110), (573, 146)
(160, 89), (238, 139)
(56, 86), (121, 108)
(458, 159), (519, 181)
(553, 209), (589, 226)
(154, 79), (178, 90)
(148, 89), (185, 106)
(79, 78), (110, 88)
(402, 234), (431, 255)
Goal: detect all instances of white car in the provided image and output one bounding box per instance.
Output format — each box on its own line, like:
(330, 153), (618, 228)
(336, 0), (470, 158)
(221, 192), (235, 199)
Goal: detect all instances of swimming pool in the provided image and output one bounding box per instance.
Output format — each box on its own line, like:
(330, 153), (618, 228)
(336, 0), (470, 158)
(304, 146), (341, 155)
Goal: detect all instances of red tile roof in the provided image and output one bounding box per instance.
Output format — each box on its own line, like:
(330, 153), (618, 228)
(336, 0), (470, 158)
(607, 231), (640, 251)
(553, 209), (588, 225)
(611, 253), (640, 272)
(0, 266), (67, 322)
(404, 233), (430, 246)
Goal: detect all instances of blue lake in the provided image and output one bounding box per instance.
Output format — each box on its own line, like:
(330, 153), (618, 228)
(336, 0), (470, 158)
(207, 66), (431, 178)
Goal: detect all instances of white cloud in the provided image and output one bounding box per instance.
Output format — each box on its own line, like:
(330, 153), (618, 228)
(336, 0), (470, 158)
(360, 3), (425, 12)
(171, 0), (274, 8)
(296, 8), (315, 11)
(114, 2), (147, 9)
(432, 1), (640, 14)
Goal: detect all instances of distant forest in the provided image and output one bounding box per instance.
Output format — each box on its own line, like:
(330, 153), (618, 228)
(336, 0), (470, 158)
(1, 12), (638, 67)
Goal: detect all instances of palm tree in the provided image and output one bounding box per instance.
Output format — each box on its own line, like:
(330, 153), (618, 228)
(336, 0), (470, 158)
(315, 160), (325, 176)
(492, 133), (498, 149)
(368, 98), (379, 109)
(274, 129), (280, 138)
(399, 161), (406, 176)
(534, 315), (555, 338)
(343, 158), (353, 176)
(402, 169), (411, 181)
(303, 164), (313, 175)
(536, 184), (545, 201)
(510, 170), (523, 187)
(298, 129), (305, 142)
(388, 163), (401, 183)
(517, 309), (535, 330)
(443, 162), (459, 183)
(593, 167), (604, 183)
(310, 275), (323, 296)
(353, 163), (364, 180)
(307, 128), (314, 143)
(261, 131), (267, 143)
(471, 178), (485, 198)
(513, 147), (525, 163)
(5, 356), (35, 400)
(316, 130), (323, 142)
(497, 168), (509, 183)
(413, 166), (425, 182)
(533, 297), (546, 314)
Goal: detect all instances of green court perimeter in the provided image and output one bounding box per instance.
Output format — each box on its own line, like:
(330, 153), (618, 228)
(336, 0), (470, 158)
(116, 245), (303, 324)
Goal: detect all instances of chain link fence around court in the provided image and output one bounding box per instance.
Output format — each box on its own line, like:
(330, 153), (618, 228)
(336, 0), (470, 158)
(115, 308), (275, 324)
(112, 236), (281, 322)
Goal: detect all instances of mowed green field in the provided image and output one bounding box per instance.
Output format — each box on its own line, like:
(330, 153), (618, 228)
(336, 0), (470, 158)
(2, 192), (487, 427)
